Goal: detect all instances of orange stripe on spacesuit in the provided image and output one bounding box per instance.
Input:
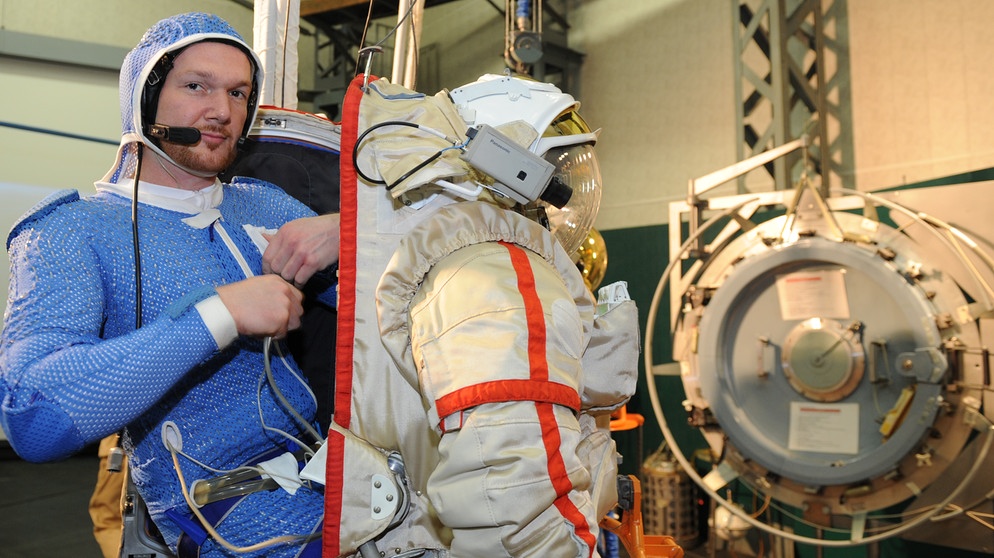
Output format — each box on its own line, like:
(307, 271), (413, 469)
(501, 242), (550, 382)
(323, 72), (368, 558)
(435, 379), (581, 419)
(333, 76), (365, 430)
(499, 241), (597, 555)
(323, 427), (347, 555)
(541, 401), (597, 553)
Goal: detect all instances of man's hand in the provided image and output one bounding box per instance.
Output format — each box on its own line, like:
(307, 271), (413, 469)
(262, 213), (341, 287)
(216, 275), (304, 339)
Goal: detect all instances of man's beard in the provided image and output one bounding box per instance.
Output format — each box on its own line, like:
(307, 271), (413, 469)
(161, 135), (238, 175)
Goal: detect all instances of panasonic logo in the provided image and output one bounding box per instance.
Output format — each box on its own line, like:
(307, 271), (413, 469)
(488, 138), (511, 154)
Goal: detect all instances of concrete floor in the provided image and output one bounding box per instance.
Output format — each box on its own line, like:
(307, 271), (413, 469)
(0, 443), (105, 557)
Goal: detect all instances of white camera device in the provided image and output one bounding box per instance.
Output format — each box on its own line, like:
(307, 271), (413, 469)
(460, 124), (556, 205)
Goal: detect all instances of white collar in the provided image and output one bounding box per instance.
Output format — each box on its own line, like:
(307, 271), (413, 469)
(95, 179), (224, 215)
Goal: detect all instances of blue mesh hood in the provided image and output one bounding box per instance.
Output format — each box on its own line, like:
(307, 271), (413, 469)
(104, 12), (262, 183)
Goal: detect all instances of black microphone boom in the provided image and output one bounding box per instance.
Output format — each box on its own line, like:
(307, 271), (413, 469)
(146, 124), (201, 145)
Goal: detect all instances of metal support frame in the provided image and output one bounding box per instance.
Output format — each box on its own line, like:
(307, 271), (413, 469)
(732, 0), (853, 196)
(299, 1), (582, 117)
(505, 0), (585, 96)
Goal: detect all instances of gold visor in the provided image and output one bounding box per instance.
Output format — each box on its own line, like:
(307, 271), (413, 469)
(543, 109), (592, 139)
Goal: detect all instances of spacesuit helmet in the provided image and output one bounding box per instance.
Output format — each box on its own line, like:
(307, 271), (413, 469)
(449, 74), (603, 257)
(104, 12), (263, 183)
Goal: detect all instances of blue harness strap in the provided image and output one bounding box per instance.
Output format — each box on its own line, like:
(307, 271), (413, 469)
(173, 492), (243, 553)
(170, 444), (322, 557)
(173, 491), (322, 558)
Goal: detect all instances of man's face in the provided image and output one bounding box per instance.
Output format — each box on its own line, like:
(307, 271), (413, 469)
(154, 41), (253, 175)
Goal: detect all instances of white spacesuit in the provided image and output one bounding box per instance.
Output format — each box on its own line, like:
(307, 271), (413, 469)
(321, 73), (639, 558)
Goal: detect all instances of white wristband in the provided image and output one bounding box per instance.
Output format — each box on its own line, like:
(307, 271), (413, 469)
(194, 295), (239, 349)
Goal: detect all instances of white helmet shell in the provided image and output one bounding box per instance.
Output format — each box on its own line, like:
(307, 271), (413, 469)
(449, 74), (598, 156)
(450, 74), (603, 259)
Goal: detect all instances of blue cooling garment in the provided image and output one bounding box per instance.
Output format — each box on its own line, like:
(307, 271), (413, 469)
(1, 178), (326, 555)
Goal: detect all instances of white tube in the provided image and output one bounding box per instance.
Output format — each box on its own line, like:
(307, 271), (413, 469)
(391, 0), (425, 89)
(403, 0), (426, 89)
(391, 0), (413, 85)
(254, 0), (300, 109)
